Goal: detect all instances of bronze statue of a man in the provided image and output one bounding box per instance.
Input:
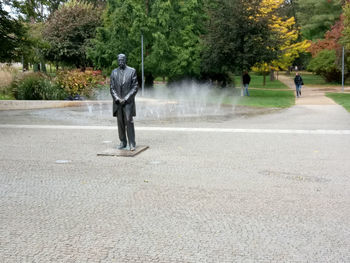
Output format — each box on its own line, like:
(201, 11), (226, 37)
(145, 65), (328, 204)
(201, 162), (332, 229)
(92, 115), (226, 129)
(110, 54), (138, 151)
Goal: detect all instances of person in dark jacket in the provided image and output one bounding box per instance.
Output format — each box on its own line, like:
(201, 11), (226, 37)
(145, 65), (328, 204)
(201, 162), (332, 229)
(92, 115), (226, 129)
(110, 54), (138, 151)
(242, 71), (251, 96)
(294, 72), (303, 98)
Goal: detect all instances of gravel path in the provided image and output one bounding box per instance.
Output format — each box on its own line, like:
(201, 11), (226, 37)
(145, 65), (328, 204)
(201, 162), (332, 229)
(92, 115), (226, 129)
(278, 74), (350, 105)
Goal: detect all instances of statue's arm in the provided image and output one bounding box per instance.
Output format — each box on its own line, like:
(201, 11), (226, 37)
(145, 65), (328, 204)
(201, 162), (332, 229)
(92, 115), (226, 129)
(124, 69), (139, 102)
(110, 71), (121, 102)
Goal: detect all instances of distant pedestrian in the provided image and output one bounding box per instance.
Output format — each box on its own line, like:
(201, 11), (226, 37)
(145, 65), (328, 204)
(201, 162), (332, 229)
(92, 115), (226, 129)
(242, 71), (251, 96)
(294, 72), (303, 98)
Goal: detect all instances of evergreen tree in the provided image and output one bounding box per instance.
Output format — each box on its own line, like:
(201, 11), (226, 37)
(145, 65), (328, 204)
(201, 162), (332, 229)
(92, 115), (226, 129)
(0, 3), (27, 62)
(88, 0), (206, 83)
(202, 0), (281, 82)
(296, 0), (343, 40)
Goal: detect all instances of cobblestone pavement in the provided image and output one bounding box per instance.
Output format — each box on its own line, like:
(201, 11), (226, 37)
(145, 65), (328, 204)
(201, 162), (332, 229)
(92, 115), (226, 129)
(1, 105), (350, 262)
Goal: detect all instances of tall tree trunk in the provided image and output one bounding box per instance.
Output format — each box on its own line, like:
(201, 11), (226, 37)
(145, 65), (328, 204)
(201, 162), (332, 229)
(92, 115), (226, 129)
(21, 55), (24, 72)
(41, 60), (46, 73)
(22, 55), (29, 71)
(286, 67), (291, 75)
(33, 63), (40, 72)
(290, 0), (302, 41)
(145, 0), (149, 14)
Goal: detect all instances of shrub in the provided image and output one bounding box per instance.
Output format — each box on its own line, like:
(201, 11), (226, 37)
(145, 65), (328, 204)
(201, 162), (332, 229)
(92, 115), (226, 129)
(307, 49), (341, 83)
(55, 69), (105, 98)
(0, 64), (18, 98)
(11, 72), (67, 100)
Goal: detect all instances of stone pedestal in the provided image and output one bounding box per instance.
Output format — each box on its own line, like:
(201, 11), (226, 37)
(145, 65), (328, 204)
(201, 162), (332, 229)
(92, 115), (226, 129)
(97, 145), (149, 157)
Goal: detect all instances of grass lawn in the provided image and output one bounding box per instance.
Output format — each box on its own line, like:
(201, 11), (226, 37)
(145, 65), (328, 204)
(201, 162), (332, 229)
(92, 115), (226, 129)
(158, 74), (295, 108)
(294, 72), (350, 86)
(228, 74), (294, 108)
(0, 94), (15, 100)
(326, 92), (350, 112)
(234, 74), (289, 89)
(250, 74), (289, 89)
(227, 89), (295, 108)
(154, 76), (168, 82)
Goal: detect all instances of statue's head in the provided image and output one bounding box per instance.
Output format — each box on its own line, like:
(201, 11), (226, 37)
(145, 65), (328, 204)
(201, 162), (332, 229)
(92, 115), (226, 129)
(118, 54), (126, 69)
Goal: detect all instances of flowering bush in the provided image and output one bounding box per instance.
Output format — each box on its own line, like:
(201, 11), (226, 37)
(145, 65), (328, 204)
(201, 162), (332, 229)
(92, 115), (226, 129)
(55, 69), (105, 98)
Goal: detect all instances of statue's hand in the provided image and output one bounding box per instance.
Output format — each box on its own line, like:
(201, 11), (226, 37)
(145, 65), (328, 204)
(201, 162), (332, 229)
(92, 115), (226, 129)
(119, 98), (126, 104)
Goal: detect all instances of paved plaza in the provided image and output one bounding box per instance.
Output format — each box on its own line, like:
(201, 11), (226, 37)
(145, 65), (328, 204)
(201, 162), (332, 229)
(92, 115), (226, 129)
(0, 93), (350, 262)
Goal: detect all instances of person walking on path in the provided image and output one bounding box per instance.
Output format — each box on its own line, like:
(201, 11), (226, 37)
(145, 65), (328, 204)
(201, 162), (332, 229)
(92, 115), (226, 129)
(242, 71), (251, 96)
(294, 72), (303, 98)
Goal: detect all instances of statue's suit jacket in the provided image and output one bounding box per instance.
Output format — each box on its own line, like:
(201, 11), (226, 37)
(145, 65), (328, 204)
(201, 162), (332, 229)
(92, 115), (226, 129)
(110, 66), (138, 118)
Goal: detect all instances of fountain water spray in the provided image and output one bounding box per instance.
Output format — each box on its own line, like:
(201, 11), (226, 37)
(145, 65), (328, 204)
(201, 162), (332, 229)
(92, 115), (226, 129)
(84, 79), (240, 122)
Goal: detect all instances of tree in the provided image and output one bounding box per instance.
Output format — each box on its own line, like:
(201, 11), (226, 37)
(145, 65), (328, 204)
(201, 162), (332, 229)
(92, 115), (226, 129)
(306, 5), (346, 83)
(87, 0), (144, 73)
(253, 0), (311, 83)
(308, 49), (341, 82)
(3, 0), (69, 69)
(280, 0), (299, 26)
(146, 0), (206, 81)
(0, 3), (27, 62)
(44, 0), (102, 68)
(88, 0), (207, 84)
(201, 0), (282, 84)
(310, 15), (343, 57)
(8, 0), (68, 21)
(24, 22), (50, 72)
(295, 0), (343, 40)
(341, 2), (350, 50)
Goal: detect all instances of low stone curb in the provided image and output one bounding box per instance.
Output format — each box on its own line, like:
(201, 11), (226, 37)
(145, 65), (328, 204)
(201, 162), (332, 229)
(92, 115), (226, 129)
(0, 97), (166, 111)
(0, 100), (111, 111)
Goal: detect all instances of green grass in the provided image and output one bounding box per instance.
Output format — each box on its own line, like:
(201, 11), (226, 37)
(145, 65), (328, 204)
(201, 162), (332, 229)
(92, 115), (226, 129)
(154, 76), (168, 82)
(221, 89), (295, 108)
(234, 74), (289, 89)
(250, 75), (289, 89)
(153, 73), (295, 108)
(0, 94), (15, 100)
(228, 74), (294, 108)
(298, 73), (334, 86)
(238, 89), (294, 108)
(326, 92), (350, 112)
(295, 72), (350, 86)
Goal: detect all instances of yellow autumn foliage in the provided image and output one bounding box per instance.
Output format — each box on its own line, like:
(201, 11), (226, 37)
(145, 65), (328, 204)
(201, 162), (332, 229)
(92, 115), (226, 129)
(253, 0), (311, 73)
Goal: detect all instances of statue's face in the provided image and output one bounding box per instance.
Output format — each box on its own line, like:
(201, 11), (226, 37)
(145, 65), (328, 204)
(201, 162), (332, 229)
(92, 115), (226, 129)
(118, 57), (126, 69)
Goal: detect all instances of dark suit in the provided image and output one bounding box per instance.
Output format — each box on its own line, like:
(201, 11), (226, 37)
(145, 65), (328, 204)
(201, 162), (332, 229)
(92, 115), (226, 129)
(110, 66), (138, 147)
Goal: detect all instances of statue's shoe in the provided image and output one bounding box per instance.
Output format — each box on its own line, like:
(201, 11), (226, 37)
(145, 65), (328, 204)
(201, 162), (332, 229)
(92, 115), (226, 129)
(130, 145), (136, 151)
(117, 143), (127, 150)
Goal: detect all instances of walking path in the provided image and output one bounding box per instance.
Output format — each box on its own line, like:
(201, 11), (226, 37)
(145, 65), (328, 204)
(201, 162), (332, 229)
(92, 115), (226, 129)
(278, 74), (350, 105)
(1, 76), (350, 262)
